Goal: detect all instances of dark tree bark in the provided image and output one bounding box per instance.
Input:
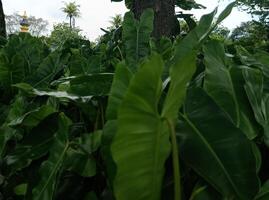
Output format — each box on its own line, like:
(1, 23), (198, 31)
(0, 0), (6, 38)
(132, 0), (179, 38)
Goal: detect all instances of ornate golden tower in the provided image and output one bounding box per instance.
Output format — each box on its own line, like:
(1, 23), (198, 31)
(20, 11), (30, 32)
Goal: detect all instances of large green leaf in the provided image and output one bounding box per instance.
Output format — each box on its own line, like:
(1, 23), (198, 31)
(162, 3), (233, 119)
(102, 62), (133, 182)
(189, 182), (221, 200)
(14, 83), (92, 102)
(65, 130), (102, 177)
(163, 5), (222, 118)
(203, 40), (258, 139)
(0, 53), (25, 89)
(0, 33), (48, 89)
(162, 50), (196, 120)
(177, 87), (260, 200)
(106, 62), (133, 120)
(243, 68), (265, 126)
(8, 105), (56, 128)
(243, 68), (269, 144)
(64, 148), (96, 177)
(27, 51), (69, 88)
(0, 95), (27, 156)
(32, 113), (71, 200)
(255, 180), (269, 200)
(170, 1), (236, 71)
(69, 54), (102, 75)
(122, 9), (154, 70)
(4, 114), (59, 173)
(68, 73), (114, 96)
(111, 54), (171, 200)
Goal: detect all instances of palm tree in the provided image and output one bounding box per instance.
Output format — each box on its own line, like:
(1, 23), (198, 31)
(109, 14), (122, 29)
(61, 1), (80, 29)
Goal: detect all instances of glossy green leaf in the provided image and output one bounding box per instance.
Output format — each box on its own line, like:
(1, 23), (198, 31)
(69, 54), (101, 75)
(203, 40), (258, 139)
(0, 95), (27, 156)
(79, 131), (102, 153)
(255, 180), (269, 200)
(14, 183), (28, 196)
(171, 9), (217, 67)
(162, 51), (196, 120)
(171, 1), (235, 73)
(32, 113), (71, 200)
(103, 62), (133, 182)
(123, 9), (154, 70)
(27, 51), (69, 88)
(9, 105), (56, 128)
(0, 53), (25, 88)
(243, 68), (265, 126)
(106, 62), (133, 120)
(69, 73), (114, 96)
(14, 83), (92, 102)
(189, 182), (221, 200)
(162, 8), (218, 120)
(5, 114), (58, 173)
(163, 2), (237, 120)
(64, 131), (102, 178)
(111, 54), (171, 200)
(242, 68), (269, 144)
(177, 88), (260, 200)
(102, 120), (117, 183)
(215, 1), (236, 25)
(64, 148), (96, 177)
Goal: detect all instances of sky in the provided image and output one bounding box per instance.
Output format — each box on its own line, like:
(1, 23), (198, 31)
(2, 0), (252, 40)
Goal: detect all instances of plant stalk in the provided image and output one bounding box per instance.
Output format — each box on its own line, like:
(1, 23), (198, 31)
(167, 119), (181, 200)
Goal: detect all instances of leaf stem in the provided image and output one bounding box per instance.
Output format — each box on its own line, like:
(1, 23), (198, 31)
(166, 118), (181, 200)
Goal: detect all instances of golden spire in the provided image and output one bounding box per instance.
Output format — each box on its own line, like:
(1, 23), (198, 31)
(20, 11), (30, 33)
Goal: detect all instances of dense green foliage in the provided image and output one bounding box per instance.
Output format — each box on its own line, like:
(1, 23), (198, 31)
(1, 2), (269, 200)
(230, 20), (269, 51)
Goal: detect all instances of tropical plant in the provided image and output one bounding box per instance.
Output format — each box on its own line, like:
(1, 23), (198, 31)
(61, 1), (81, 28)
(2, 1), (269, 200)
(108, 14), (123, 30)
(230, 20), (269, 51)
(48, 22), (85, 48)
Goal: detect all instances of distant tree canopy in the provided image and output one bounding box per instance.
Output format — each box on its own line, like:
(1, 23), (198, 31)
(230, 20), (268, 51)
(48, 22), (85, 47)
(235, 0), (269, 23)
(210, 25), (230, 41)
(5, 13), (49, 36)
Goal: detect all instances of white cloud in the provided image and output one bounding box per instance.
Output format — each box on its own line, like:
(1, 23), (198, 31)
(2, 0), (251, 40)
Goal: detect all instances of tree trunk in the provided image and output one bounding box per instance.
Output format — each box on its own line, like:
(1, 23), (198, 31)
(0, 0), (6, 38)
(132, 0), (178, 39)
(69, 16), (72, 29)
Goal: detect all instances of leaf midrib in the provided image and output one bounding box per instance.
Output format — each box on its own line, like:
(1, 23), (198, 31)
(182, 114), (242, 199)
(34, 141), (69, 200)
